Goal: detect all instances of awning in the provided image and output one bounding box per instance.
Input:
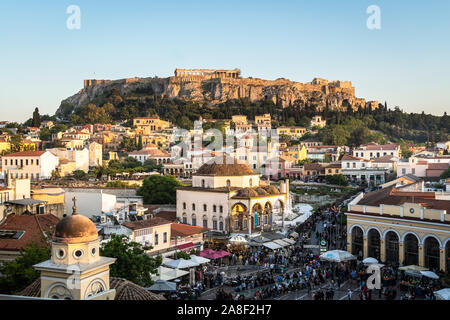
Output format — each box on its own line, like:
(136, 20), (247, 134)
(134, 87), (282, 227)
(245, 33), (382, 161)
(273, 239), (291, 247)
(176, 242), (195, 251)
(282, 238), (296, 245)
(5, 199), (47, 206)
(263, 241), (282, 250)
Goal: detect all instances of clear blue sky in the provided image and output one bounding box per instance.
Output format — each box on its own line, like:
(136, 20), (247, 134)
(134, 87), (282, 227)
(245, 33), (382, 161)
(0, 0), (449, 122)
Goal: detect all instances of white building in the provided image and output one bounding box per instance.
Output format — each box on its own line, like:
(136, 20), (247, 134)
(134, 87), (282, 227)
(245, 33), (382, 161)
(88, 142), (103, 167)
(1, 151), (59, 180)
(129, 146), (171, 165)
(353, 143), (401, 160)
(48, 147), (90, 173)
(397, 155), (450, 178)
(176, 155), (288, 234)
(310, 115), (326, 128)
(63, 190), (116, 219)
(341, 154), (389, 185)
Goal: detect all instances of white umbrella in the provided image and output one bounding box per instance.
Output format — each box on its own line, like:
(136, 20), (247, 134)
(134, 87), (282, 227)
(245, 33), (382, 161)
(229, 235), (248, 244)
(148, 280), (177, 292)
(434, 288), (450, 300)
(163, 258), (199, 269)
(363, 257), (379, 264)
(319, 250), (356, 263)
(420, 270), (439, 280)
(190, 255), (210, 264)
(398, 265), (428, 271)
(151, 266), (189, 281)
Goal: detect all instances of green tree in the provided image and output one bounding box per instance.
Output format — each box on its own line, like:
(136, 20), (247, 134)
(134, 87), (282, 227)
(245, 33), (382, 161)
(0, 240), (51, 294)
(325, 174), (349, 186)
(32, 107), (41, 127)
(137, 175), (182, 204)
(72, 169), (88, 180)
(39, 127), (51, 141)
(122, 156), (141, 169)
(100, 234), (161, 287)
(440, 167), (450, 179)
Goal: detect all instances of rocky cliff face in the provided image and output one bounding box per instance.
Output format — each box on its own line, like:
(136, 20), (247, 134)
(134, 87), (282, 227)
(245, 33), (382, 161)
(58, 75), (376, 113)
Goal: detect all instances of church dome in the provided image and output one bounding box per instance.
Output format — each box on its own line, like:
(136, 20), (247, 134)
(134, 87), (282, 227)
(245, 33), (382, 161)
(53, 199), (98, 244)
(196, 155), (255, 176)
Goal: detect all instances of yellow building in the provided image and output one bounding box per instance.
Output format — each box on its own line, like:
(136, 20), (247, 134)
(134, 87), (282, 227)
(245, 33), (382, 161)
(133, 117), (170, 135)
(284, 145), (307, 162)
(346, 182), (450, 272)
(0, 139), (10, 153)
(31, 188), (65, 219)
(277, 127), (307, 139)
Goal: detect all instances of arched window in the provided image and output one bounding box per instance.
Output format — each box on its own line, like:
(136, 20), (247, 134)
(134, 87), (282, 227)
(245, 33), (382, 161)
(212, 216), (218, 230)
(202, 179), (205, 188)
(182, 202), (186, 210)
(226, 179), (231, 187)
(203, 215), (208, 228)
(191, 214), (197, 226)
(182, 213), (187, 224)
(203, 204), (207, 211)
(219, 217), (224, 231)
(213, 205), (217, 212)
(192, 203), (195, 211)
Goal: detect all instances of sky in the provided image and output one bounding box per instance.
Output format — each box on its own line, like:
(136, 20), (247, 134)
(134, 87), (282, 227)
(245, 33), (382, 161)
(0, 0), (449, 122)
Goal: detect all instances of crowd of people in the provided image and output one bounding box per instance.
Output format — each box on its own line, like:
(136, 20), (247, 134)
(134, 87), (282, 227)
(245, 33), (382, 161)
(162, 201), (447, 301)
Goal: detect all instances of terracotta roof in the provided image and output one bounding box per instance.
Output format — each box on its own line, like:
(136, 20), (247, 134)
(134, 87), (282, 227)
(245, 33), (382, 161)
(357, 186), (450, 212)
(196, 155), (256, 176)
(171, 223), (208, 238)
(3, 151), (46, 157)
(303, 163), (323, 171)
(427, 163), (449, 170)
(358, 143), (399, 150)
(18, 277), (165, 300)
(154, 211), (177, 222)
(129, 149), (170, 157)
(372, 155), (396, 163)
(0, 214), (59, 251)
(342, 154), (367, 161)
(122, 217), (171, 231)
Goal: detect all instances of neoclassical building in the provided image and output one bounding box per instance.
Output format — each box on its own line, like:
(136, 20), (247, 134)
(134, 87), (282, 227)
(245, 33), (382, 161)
(176, 156), (288, 235)
(346, 182), (450, 272)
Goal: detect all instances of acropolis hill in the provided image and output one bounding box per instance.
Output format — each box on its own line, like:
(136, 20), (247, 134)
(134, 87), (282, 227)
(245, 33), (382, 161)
(59, 68), (379, 112)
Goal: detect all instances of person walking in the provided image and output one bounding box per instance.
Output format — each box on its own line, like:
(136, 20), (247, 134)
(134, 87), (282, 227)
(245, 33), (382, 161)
(347, 289), (352, 300)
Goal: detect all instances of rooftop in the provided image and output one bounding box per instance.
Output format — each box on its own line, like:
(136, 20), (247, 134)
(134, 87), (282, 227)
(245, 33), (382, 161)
(122, 217), (172, 231)
(3, 151), (46, 157)
(0, 214), (59, 252)
(171, 223), (208, 238)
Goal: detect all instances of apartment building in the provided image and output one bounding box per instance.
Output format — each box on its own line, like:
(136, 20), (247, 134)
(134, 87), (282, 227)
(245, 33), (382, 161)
(1, 151), (59, 180)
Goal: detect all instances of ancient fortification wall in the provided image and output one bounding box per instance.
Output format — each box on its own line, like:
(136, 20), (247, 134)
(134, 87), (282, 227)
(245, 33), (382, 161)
(64, 68), (377, 112)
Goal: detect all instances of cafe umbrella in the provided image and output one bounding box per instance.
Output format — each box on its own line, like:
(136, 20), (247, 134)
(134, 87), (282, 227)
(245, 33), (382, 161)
(319, 250), (356, 263)
(148, 280), (177, 292)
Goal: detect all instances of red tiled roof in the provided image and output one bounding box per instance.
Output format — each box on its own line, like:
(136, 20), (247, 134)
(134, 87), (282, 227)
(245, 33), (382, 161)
(427, 163), (449, 170)
(303, 163), (323, 171)
(3, 151), (46, 157)
(155, 211), (177, 222)
(171, 223), (208, 238)
(122, 217), (171, 230)
(0, 214), (59, 251)
(342, 154), (368, 161)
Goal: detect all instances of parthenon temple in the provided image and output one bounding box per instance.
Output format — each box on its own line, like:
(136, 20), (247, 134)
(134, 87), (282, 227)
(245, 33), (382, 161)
(174, 68), (241, 79)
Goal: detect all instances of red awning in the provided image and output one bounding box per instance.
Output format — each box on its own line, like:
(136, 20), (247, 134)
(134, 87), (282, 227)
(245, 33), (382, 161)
(176, 242), (195, 251)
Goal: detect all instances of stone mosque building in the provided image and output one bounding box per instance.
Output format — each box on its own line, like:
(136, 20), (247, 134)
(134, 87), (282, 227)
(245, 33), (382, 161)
(14, 199), (165, 300)
(176, 155), (289, 236)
